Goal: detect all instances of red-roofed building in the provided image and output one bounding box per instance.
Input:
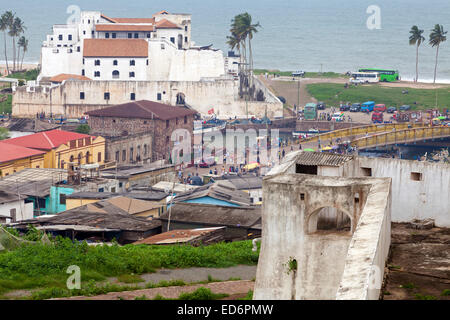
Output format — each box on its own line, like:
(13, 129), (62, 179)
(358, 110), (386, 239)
(0, 142), (45, 177)
(2, 130), (106, 170)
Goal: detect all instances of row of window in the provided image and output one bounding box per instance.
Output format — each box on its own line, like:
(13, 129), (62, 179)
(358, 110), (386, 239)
(58, 34), (73, 41)
(80, 91), (135, 101)
(93, 59), (139, 66)
(103, 32), (152, 39)
(115, 144), (149, 163)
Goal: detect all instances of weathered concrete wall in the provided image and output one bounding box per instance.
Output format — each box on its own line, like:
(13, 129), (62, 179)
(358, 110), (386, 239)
(350, 157), (450, 227)
(13, 79), (283, 119)
(254, 174), (391, 300)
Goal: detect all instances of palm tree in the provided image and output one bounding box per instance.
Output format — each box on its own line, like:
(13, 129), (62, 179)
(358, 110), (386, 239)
(0, 11), (14, 75)
(18, 36), (28, 70)
(409, 26), (425, 82)
(429, 24), (447, 84)
(9, 16), (25, 72)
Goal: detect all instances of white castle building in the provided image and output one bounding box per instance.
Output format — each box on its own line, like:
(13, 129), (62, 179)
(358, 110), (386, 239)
(40, 10), (239, 82)
(13, 10), (282, 119)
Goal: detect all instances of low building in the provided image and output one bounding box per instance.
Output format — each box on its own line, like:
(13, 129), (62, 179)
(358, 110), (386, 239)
(1, 129), (106, 169)
(104, 131), (153, 165)
(85, 100), (196, 161)
(0, 142), (45, 177)
(10, 202), (162, 244)
(220, 174), (263, 205)
(0, 190), (34, 223)
(174, 182), (252, 207)
(134, 227), (226, 246)
(101, 163), (176, 191)
(158, 203), (261, 241)
(151, 180), (199, 194)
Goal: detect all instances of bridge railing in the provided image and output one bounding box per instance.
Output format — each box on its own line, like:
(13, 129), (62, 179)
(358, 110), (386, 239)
(351, 126), (450, 148)
(300, 122), (424, 144)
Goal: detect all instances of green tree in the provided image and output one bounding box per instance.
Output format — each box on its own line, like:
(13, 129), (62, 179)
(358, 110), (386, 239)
(429, 24), (447, 84)
(76, 124), (90, 134)
(18, 36), (28, 70)
(0, 127), (9, 140)
(0, 11), (14, 75)
(9, 16), (25, 72)
(409, 26), (425, 82)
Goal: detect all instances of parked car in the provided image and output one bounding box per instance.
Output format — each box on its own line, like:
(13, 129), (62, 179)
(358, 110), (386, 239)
(387, 106), (397, 113)
(317, 101), (326, 110)
(374, 104), (386, 112)
(361, 101), (375, 113)
(339, 104), (350, 111)
(399, 105), (411, 111)
(372, 112), (384, 123)
(198, 156), (216, 168)
(350, 103), (361, 112)
(292, 71), (305, 77)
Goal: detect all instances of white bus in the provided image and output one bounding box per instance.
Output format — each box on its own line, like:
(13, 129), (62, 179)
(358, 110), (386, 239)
(350, 72), (379, 84)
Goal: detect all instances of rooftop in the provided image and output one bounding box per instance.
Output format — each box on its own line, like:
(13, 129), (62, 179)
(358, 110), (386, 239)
(158, 203), (261, 228)
(106, 196), (163, 215)
(85, 100), (197, 120)
(49, 74), (92, 83)
(155, 19), (181, 29)
(95, 24), (155, 32)
(0, 141), (45, 163)
(1, 129), (92, 151)
(134, 227), (225, 245)
(221, 175), (262, 190)
(66, 190), (169, 201)
(294, 151), (354, 167)
(83, 39), (148, 58)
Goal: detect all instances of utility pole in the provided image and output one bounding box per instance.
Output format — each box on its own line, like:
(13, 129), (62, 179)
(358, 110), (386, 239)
(297, 78), (300, 112)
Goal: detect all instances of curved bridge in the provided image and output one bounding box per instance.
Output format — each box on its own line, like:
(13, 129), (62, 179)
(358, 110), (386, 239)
(351, 126), (450, 149)
(301, 123), (425, 144)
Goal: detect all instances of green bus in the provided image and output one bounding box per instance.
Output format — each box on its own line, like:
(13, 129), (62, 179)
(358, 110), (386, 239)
(304, 103), (317, 120)
(358, 68), (399, 82)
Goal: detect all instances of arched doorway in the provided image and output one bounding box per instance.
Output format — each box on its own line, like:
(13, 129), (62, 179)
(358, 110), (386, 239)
(112, 70), (120, 79)
(176, 92), (185, 105)
(78, 153), (82, 165)
(177, 34), (183, 49)
(85, 151), (90, 164)
(307, 207), (352, 234)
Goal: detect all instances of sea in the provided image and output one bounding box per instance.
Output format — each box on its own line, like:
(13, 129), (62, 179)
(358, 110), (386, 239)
(2, 0), (450, 82)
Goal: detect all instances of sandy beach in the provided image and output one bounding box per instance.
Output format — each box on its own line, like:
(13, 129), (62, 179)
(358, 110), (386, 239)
(0, 63), (39, 77)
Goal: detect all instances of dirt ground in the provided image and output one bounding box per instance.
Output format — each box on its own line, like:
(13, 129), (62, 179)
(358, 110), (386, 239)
(382, 223), (450, 300)
(54, 280), (255, 300)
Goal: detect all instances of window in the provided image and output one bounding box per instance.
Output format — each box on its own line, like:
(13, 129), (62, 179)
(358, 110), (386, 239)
(128, 33), (132, 38)
(122, 150), (126, 161)
(146, 59), (149, 65)
(82, 69), (85, 76)
(184, 116), (187, 124)
(176, 117), (179, 125)
(88, 19), (90, 24)
(411, 172), (422, 181)
(80, 92), (85, 100)
(92, 30), (95, 36)
(185, 26), (188, 31)
(83, 30), (86, 35)
(77, 46), (80, 52)
(60, 194), (66, 205)
(111, 187), (116, 193)
(157, 93), (162, 101)
(170, 37), (175, 44)
(94, 71), (100, 77)
(113, 60), (118, 66)
(166, 136), (170, 143)
(98, 152), (102, 162)
(105, 32), (110, 38)
(129, 72), (135, 78)
(58, 34), (63, 41)
(130, 93), (135, 100)
(130, 60), (135, 66)
(130, 147), (134, 161)
(104, 92), (110, 100)
(82, 58), (85, 65)
(95, 59), (100, 66)
(147, 33), (151, 38)
(112, 70), (120, 79)
(98, 188), (104, 192)
(68, 34), (72, 41)
(361, 167), (372, 177)
(134, 33), (138, 38)
(295, 164), (318, 175)
(185, 36), (188, 43)
(115, 151), (120, 162)
(112, 33), (116, 38)
(161, 44), (165, 50)
(144, 144), (148, 156)
(119, 182), (123, 188)
(166, 120), (169, 128)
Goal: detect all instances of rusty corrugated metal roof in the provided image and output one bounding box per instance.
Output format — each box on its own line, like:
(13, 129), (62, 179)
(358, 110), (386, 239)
(295, 152), (353, 167)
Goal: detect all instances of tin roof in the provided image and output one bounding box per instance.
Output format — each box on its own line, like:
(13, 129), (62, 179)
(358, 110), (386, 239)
(294, 151), (354, 167)
(134, 227), (225, 245)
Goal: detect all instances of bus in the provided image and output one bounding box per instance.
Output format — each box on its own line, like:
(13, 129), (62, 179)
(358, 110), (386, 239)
(304, 103), (317, 120)
(358, 68), (399, 82)
(350, 72), (379, 83)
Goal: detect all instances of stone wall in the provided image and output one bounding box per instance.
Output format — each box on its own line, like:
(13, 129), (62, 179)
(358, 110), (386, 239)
(104, 132), (153, 165)
(12, 79), (283, 119)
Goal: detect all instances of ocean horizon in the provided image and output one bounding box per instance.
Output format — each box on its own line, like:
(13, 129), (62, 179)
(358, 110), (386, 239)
(1, 0), (450, 82)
